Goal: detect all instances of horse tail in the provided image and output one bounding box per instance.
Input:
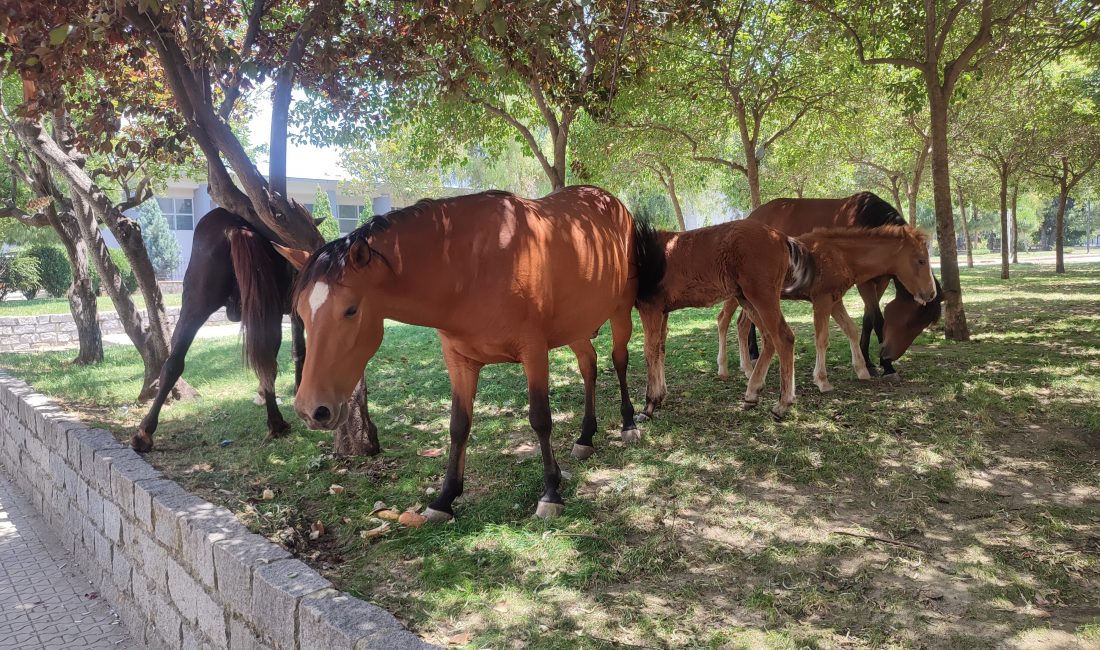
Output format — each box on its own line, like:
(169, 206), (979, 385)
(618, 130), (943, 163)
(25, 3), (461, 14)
(228, 227), (283, 388)
(632, 219), (666, 302)
(783, 237), (814, 294)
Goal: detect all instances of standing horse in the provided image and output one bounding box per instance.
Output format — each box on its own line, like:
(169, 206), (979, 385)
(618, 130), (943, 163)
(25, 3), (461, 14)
(729, 225), (937, 394)
(276, 186), (664, 521)
(720, 192), (942, 378)
(132, 209), (380, 455)
(638, 220), (803, 420)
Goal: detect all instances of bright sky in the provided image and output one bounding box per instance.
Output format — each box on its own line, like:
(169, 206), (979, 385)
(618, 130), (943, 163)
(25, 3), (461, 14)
(247, 95), (349, 181)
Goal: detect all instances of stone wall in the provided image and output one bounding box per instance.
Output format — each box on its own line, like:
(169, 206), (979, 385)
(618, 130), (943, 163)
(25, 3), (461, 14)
(0, 307), (230, 352)
(0, 370), (432, 650)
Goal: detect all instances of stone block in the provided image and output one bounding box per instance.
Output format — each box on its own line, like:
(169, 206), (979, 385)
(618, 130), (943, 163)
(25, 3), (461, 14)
(135, 531), (170, 591)
(134, 478), (185, 532)
(230, 617), (272, 650)
(153, 492), (207, 550)
(93, 441), (140, 493)
(111, 544), (133, 595)
(180, 502), (246, 590)
(212, 533), (291, 619)
(111, 458), (162, 520)
(252, 560), (331, 650)
(298, 590), (403, 650)
(167, 557), (200, 624)
(102, 498), (122, 543)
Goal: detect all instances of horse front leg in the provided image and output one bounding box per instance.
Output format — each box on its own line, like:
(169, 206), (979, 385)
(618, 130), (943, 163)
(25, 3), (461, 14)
(811, 299), (834, 393)
(134, 310), (208, 452)
(423, 348), (482, 524)
(856, 281), (881, 377)
(736, 309), (755, 379)
(522, 349), (565, 519)
(568, 339), (598, 460)
(830, 301), (872, 380)
(291, 313), (305, 395)
(638, 306), (668, 420)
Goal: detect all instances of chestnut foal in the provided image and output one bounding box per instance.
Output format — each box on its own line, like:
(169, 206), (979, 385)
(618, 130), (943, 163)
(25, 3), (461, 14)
(638, 220), (806, 420)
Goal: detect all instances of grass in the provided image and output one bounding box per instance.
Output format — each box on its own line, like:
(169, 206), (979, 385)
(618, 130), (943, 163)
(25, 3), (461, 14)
(0, 293), (183, 317)
(3, 262), (1099, 648)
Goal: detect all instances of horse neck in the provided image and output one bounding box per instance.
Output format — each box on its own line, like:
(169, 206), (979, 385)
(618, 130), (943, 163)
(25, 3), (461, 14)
(811, 233), (906, 285)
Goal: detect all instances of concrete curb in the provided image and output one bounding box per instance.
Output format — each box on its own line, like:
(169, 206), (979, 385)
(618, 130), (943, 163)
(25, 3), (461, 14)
(0, 369), (435, 650)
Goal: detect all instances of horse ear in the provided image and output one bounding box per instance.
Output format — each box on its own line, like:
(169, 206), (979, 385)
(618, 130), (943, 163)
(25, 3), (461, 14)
(273, 244), (312, 271)
(314, 217), (326, 226)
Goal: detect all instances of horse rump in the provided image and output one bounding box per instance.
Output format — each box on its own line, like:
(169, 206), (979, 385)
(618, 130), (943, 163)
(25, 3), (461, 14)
(228, 227), (286, 386)
(783, 237), (814, 295)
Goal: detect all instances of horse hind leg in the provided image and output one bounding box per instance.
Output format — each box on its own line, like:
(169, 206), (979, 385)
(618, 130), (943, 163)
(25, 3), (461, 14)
(811, 299), (834, 393)
(740, 290), (796, 419)
(638, 306), (668, 420)
(736, 309), (755, 379)
(716, 299), (736, 379)
(423, 344), (482, 523)
(568, 339), (598, 460)
(610, 308), (641, 444)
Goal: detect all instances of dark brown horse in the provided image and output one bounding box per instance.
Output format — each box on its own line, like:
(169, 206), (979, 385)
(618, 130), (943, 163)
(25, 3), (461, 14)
(727, 192), (943, 378)
(277, 186), (664, 521)
(133, 208), (379, 455)
(639, 220), (802, 420)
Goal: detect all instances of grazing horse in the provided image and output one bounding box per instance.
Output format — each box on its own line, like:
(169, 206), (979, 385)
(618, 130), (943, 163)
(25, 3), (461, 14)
(638, 220), (803, 420)
(730, 225), (937, 394)
(132, 209), (380, 455)
(277, 186), (664, 521)
(720, 192), (943, 378)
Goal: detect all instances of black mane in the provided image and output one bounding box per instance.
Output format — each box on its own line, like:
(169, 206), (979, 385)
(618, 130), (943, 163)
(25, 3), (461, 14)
(852, 192), (905, 228)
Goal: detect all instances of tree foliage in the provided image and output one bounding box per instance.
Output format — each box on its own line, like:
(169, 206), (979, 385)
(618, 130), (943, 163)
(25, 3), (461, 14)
(136, 199), (181, 280)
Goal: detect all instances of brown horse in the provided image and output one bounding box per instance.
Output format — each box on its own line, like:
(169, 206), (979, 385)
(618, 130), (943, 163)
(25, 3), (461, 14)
(728, 225), (937, 394)
(638, 220), (802, 420)
(276, 186), (664, 521)
(724, 193), (943, 378)
(132, 208), (381, 454)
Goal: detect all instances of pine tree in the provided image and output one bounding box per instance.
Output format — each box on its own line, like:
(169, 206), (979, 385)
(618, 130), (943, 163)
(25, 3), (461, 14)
(312, 186), (340, 241)
(136, 200), (182, 279)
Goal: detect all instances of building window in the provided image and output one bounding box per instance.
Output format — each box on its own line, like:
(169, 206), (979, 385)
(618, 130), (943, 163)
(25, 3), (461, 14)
(337, 205), (362, 234)
(156, 198), (194, 230)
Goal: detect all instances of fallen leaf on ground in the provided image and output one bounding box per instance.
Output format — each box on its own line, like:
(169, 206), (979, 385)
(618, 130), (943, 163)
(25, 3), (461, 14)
(185, 463), (212, 474)
(328, 484), (345, 495)
(446, 631), (472, 645)
(399, 511), (428, 528)
(417, 448), (445, 458)
(360, 522), (390, 540)
(262, 489), (275, 501)
(369, 501), (388, 514)
(376, 509), (401, 522)
(309, 520), (325, 540)
(335, 468), (348, 475)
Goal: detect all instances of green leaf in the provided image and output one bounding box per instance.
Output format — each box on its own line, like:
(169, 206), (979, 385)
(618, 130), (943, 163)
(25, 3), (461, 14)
(492, 15), (507, 38)
(49, 24), (73, 46)
(473, 0), (488, 13)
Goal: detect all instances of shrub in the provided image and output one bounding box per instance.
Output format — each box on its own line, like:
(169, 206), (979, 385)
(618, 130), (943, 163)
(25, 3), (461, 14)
(90, 248), (139, 295)
(28, 244), (72, 298)
(136, 200), (181, 279)
(8, 252), (42, 299)
(311, 186), (341, 242)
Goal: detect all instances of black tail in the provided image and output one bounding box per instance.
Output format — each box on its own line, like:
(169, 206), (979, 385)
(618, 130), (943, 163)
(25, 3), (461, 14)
(228, 228), (287, 387)
(783, 237), (814, 294)
(633, 219), (666, 302)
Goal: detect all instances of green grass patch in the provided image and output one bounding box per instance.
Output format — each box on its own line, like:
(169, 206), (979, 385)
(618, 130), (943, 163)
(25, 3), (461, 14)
(3, 262), (1099, 648)
(0, 293), (183, 317)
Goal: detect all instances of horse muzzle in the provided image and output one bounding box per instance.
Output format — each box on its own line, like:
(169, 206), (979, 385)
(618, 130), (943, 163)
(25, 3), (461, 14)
(296, 400), (349, 431)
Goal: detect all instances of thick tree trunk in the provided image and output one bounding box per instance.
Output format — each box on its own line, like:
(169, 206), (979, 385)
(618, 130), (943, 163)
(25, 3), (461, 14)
(745, 151), (762, 210)
(48, 207), (102, 364)
(927, 87), (969, 340)
(1055, 189), (1068, 274)
(332, 381), (381, 457)
(999, 168), (1009, 280)
(1011, 184), (1019, 264)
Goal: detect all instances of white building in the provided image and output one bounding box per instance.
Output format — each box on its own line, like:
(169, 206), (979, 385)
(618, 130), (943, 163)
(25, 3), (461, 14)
(113, 176), (396, 281)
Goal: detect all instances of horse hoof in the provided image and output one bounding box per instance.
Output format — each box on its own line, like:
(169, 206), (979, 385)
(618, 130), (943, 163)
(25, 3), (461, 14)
(717, 371), (730, 380)
(131, 431), (153, 452)
(816, 383), (834, 393)
(571, 444), (595, 460)
(742, 399), (758, 410)
(422, 507), (454, 524)
(770, 406), (787, 421)
(535, 500), (565, 519)
(266, 422), (291, 440)
(856, 370), (872, 381)
(636, 411), (650, 422)
(882, 372), (902, 383)
(253, 393), (265, 406)
(621, 428), (642, 445)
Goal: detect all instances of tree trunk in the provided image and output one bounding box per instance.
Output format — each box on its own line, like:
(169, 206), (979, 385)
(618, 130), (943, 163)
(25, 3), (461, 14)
(927, 86), (969, 340)
(1055, 188), (1068, 274)
(655, 162), (686, 231)
(15, 117), (192, 400)
(889, 183), (904, 222)
(1011, 184), (1019, 264)
(48, 207), (102, 364)
(998, 167), (1009, 280)
(332, 381), (381, 457)
(745, 150), (762, 210)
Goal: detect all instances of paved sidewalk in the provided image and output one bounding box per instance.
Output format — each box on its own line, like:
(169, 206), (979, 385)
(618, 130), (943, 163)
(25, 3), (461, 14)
(0, 470), (142, 650)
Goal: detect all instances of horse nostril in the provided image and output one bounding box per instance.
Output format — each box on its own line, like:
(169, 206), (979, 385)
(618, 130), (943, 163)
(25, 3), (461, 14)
(312, 406), (331, 422)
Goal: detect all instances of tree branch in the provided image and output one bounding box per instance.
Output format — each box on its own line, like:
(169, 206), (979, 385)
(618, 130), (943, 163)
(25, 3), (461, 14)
(473, 97), (558, 186)
(804, 0), (925, 69)
(219, 0), (267, 119)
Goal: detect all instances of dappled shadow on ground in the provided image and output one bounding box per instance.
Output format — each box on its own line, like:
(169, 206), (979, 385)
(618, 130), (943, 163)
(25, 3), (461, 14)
(2, 264), (1099, 648)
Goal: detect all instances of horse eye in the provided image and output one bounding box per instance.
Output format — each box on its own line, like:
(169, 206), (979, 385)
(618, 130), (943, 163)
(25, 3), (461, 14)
(344, 306), (358, 318)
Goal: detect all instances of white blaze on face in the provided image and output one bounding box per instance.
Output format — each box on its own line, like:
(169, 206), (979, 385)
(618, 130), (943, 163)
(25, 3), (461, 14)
(307, 282), (330, 321)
